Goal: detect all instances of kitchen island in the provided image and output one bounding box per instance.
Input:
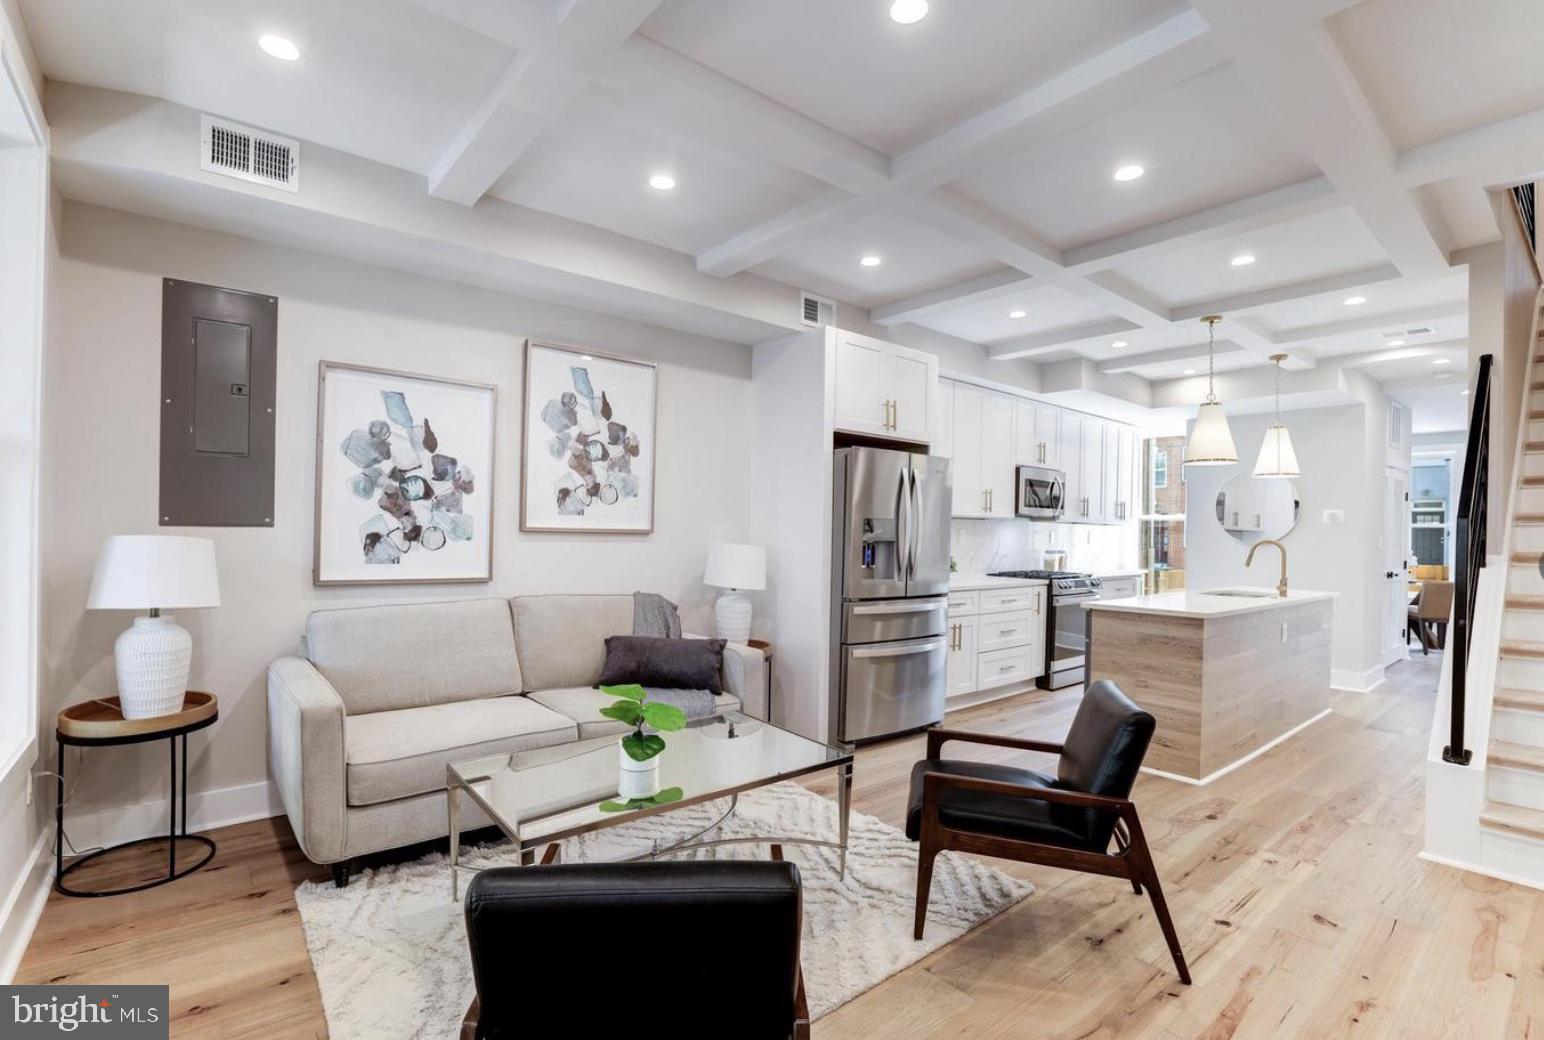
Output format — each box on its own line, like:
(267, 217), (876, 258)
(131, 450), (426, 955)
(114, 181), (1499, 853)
(1083, 587), (1335, 784)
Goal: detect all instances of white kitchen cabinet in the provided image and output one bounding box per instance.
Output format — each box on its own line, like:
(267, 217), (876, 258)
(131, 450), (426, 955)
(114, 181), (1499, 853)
(981, 392), (1015, 517)
(1111, 426), (1137, 523)
(1099, 575), (1142, 599)
(831, 330), (938, 442)
(1081, 416), (1106, 523)
(950, 384), (984, 517)
(946, 614), (978, 697)
(934, 380), (954, 459)
(1012, 400), (1061, 468)
(1061, 411), (1085, 522)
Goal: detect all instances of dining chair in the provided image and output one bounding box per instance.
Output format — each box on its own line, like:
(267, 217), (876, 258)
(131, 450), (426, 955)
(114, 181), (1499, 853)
(1408, 579), (1454, 654)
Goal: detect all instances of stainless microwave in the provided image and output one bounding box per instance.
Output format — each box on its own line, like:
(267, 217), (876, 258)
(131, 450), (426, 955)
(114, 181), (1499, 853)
(1015, 464), (1066, 520)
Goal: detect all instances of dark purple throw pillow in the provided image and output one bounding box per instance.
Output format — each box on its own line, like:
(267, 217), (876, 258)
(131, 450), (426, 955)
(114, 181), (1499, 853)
(597, 636), (726, 695)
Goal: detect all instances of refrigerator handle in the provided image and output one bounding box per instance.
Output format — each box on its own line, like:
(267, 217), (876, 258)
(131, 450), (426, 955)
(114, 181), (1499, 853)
(901, 465), (914, 580)
(895, 466), (911, 583)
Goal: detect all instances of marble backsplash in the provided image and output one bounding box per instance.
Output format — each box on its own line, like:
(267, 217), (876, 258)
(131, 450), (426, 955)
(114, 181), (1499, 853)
(950, 517), (1138, 577)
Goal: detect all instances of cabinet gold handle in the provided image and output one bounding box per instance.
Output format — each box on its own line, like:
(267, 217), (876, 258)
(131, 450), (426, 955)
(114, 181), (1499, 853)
(893, 400), (899, 429)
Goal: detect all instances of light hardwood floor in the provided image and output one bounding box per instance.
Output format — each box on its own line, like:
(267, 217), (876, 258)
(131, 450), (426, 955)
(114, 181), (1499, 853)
(18, 654), (1544, 1038)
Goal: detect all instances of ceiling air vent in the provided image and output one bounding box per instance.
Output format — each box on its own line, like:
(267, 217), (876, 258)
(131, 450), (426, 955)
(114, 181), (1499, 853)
(800, 291), (834, 328)
(200, 114), (299, 192)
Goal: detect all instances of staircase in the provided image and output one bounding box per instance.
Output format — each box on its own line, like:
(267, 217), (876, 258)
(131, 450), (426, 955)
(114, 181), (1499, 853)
(1477, 311), (1544, 876)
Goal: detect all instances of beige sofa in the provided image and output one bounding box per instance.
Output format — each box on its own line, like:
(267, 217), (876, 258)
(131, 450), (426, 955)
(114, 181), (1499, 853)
(266, 594), (766, 881)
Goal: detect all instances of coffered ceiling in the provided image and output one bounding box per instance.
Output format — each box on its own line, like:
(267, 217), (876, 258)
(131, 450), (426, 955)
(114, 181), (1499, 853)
(20, 0), (1538, 411)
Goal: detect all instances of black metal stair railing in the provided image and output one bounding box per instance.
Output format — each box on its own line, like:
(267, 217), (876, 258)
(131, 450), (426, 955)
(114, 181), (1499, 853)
(1444, 352), (1493, 766)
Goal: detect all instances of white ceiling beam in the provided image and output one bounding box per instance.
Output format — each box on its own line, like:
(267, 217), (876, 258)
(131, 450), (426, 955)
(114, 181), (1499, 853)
(427, 0), (662, 206)
(1170, 263), (1403, 322)
(692, 10), (1220, 277)
(869, 269), (1036, 327)
(1395, 106), (1544, 190)
(1064, 177), (1340, 272)
(1097, 340), (1249, 374)
(987, 318), (1142, 361)
(595, 37), (891, 196)
(1272, 301), (1468, 346)
(1343, 338), (1469, 367)
(1189, 0), (1450, 279)
(396, 0), (554, 49)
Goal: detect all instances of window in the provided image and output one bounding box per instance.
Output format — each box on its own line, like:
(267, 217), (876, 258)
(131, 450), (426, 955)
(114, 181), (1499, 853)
(1139, 436), (1187, 594)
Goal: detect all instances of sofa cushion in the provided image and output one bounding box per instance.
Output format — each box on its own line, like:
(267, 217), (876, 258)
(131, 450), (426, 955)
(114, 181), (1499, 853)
(510, 595), (634, 691)
(307, 599), (522, 715)
(529, 686), (742, 740)
(344, 696), (576, 806)
(598, 636), (726, 694)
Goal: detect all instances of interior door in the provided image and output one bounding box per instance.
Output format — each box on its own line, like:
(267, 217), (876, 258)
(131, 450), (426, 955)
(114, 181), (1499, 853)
(980, 392), (1015, 516)
(907, 453), (953, 595)
(885, 344), (935, 442)
(832, 333), (886, 436)
(1383, 466), (1411, 665)
(950, 384), (983, 517)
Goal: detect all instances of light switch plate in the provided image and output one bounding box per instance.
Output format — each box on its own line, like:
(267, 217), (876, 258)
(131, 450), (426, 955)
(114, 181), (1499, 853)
(1322, 509), (1346, 524)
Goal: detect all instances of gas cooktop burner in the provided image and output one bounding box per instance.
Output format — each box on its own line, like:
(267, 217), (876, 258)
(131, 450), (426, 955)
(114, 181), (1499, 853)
(990, 569), (1086, 580)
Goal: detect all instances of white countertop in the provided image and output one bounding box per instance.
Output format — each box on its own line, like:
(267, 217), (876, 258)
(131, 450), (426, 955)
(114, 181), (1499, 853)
(949, 574), (1048, 591)
(1095, 570), (1145, 581)
(1082, 587), (1336, 618)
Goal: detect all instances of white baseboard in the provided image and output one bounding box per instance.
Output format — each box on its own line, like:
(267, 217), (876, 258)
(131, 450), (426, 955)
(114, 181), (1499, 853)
(1417, 850), (1544, 894)
(1331, 664), (1386, 692)
(64, 778), (283, 851)
(1142, 708), (1334, 786)
(0, 830), (52, 983)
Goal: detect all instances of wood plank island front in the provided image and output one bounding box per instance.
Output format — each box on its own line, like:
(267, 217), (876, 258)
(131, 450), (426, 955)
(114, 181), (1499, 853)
(1083, 588), (1336, 784)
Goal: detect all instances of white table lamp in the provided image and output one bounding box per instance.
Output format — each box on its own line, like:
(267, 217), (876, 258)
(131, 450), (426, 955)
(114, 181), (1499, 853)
(704, 542), (766, 644)
(87, 536), (221, 719)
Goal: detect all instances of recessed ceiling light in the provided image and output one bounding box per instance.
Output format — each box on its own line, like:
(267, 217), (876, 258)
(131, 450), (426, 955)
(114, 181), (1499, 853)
(1386, 338), (1406, 347)
(258, 34), (300, 61)
(1460, 389), (1470, 395)
(647, 172), (677, 191)
(1343, 295), (1367, 306)
(1183, 368), (1198, 375)
(889, 0), (929, 24)
(1432, 358), (1452, 366)
(1008, 309), (1027, 319)
(1230, 254), (1256, 267)
(1110, 341), (1128, 349)
(580, 355), (593, 361)
(1113, 164), (1145, 183)
(859, 254), (883, 267)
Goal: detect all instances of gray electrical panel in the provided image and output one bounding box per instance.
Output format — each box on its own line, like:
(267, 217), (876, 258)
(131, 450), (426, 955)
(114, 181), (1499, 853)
(160, 278), (276, 526)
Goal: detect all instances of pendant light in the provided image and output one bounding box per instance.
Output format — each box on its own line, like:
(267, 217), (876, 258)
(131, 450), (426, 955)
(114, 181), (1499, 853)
(1253, 353), (1302, 478)
(1184, 315), (1239, 466)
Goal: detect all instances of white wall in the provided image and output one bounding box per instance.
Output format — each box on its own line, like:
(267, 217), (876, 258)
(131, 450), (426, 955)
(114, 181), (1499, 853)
(38, 202), (756, 837)
(1183, 405), (1386, 684)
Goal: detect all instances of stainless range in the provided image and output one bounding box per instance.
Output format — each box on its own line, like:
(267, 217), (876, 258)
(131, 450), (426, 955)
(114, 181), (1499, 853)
(988, 570), (1102, 690)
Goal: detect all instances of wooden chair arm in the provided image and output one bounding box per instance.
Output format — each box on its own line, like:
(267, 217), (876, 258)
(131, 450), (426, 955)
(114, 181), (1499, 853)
(926, 727), (1065, 759)
(460, 996), (479, 1040)
(793, 968), (810, 1040)
(921, 769), (1133, 818)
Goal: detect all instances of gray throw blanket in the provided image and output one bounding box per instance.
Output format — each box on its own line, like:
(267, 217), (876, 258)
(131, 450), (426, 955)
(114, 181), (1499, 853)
(629, 592), (716, 719)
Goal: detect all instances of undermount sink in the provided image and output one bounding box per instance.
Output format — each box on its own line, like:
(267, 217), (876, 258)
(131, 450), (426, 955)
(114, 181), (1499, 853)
(1198, 589), (1279, 598)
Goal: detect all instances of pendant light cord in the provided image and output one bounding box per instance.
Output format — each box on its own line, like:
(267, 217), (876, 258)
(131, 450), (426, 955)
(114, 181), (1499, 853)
(1205, 317), (1219, 404)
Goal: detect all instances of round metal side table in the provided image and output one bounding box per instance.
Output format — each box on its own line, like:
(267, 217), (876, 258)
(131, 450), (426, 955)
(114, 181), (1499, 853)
(55, 692), (218, 897)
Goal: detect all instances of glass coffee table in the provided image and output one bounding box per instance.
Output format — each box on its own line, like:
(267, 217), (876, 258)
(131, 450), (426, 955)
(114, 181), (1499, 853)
(446, 712), (853, 899)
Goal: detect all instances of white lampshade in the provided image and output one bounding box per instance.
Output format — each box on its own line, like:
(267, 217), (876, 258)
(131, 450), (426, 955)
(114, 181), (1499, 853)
(1184, 401), (1239, 466)
(704, 542), (766, 591)
(87, 536), (221, 610)
(1253, 423), (1302, 478)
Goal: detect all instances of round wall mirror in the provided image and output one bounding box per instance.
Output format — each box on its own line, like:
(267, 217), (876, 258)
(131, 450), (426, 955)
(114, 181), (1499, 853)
(1214, 476), (1300, 542)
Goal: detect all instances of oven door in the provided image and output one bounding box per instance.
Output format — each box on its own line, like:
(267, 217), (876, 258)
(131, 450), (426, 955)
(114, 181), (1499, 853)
(1048, 589), (1099, 673)
(1016, 466), (1065, 520)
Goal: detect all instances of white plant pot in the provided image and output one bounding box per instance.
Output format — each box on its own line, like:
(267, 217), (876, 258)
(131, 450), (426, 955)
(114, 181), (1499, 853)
(114, 615), (193, 719)
(618, 739), (662, 800)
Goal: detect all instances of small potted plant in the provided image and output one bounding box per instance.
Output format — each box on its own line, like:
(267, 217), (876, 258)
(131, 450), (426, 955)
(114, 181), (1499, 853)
(600, 684), (686, 801)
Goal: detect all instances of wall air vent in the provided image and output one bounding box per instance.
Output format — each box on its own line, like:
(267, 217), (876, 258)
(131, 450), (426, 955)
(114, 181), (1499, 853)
(200, 114), (299, 192)
(800, 291), (834, 328)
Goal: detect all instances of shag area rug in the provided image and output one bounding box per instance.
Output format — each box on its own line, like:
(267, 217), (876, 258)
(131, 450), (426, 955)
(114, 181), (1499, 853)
(295, 781), (1033, 1039)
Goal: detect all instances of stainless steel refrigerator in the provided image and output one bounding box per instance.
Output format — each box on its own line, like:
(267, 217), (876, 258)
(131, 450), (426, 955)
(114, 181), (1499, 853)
(829, 447), (952, 744)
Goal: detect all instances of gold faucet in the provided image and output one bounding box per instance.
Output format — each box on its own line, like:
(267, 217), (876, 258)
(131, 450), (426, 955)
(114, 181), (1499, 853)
(1246, 539), (1288, 597)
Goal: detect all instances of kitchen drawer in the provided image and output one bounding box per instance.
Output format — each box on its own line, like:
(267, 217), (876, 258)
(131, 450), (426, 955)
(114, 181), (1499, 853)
(1100, 576), (1141, 600)
(977, 646), (1033, 690)
(979, 585), (1041, 616)
(977, 610), (1036, 652)
(947, 589), (980, 616)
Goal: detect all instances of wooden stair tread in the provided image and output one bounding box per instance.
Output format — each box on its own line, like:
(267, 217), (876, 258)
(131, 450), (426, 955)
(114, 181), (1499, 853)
(1522, 477), (1544, 488)
(1496, 687), (1544, 711)
(1490, 739), (1544, 772)
(1510, 551), (1544, 563)
(1515, 514), (1544, 523)
(1480, 800), (1544, 841)
(1527, 441), (1544, 452)
(1505, 595), (1544, 610)
(1529, 410), (1544, 421)
(1500, 641), (1544, 659)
